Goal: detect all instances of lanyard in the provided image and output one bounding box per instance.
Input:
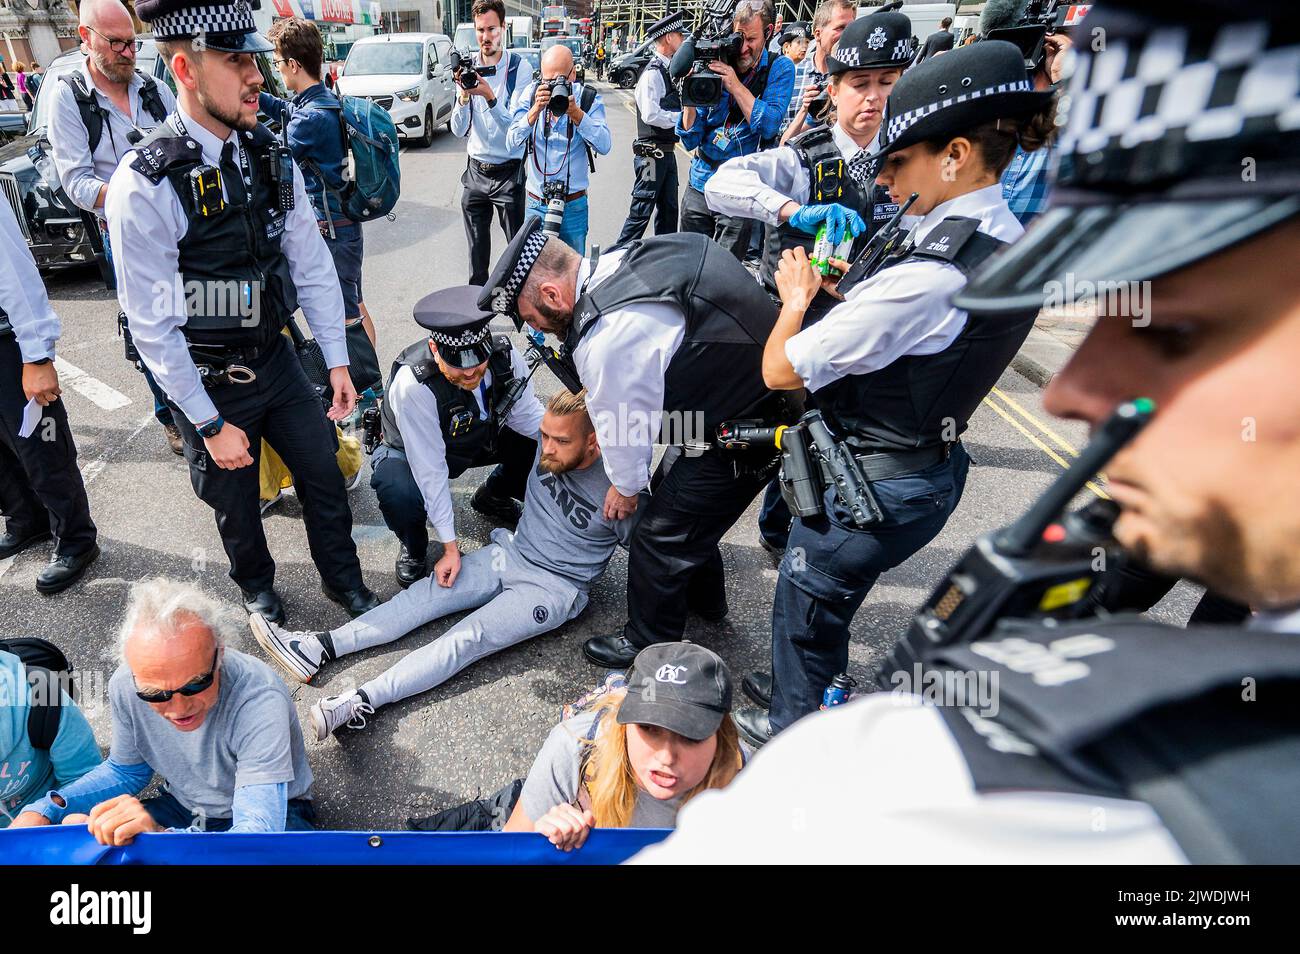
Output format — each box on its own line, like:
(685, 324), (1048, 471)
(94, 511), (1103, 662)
(172, 114), (253, 193)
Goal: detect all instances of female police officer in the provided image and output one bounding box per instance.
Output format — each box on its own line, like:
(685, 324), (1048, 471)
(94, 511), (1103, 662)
(734, 39), (1057, 745)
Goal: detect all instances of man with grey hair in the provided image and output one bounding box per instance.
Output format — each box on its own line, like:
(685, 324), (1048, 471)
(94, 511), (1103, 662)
(13, 578), (314, 840)
(46, 0), (181, 454)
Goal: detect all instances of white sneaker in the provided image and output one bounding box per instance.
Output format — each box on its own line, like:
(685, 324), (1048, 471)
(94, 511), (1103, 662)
(259, 491), (283, 515)
(344, 467), (364, 492)
(249, 612), (327, 684)
(309, 692), (374, 742)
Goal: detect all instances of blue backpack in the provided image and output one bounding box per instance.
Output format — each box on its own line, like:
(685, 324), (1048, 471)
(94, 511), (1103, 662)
(307, 92), (401, 223)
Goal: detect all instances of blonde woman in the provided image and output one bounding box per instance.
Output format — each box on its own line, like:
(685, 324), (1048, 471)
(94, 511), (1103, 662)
(504, 643), (744, 850)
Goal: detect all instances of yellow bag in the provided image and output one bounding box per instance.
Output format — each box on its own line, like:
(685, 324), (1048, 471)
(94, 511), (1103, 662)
(259, 428), (364, 501)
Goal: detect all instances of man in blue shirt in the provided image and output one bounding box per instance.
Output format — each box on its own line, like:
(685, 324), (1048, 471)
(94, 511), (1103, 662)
(677, 0), (794, 259)
(507, 44), (611, 255)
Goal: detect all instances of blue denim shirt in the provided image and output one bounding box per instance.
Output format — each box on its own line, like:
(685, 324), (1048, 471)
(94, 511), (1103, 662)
(258, 83), (348, 222)
(1000, 144), (1054, 225)
(677, 49), (795, 192)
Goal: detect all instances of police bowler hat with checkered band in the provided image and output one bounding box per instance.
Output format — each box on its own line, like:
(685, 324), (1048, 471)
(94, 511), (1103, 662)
(136, 0), (274, 54)
(477, 216), (554, 330)
(616, 643), (733, 742)
(645, 11), (688, 45)
(414, 285), (496, 369)
(868, 40), (1054, 158)
(956, 1), (1300, 315)
(826, 9), (914, 74)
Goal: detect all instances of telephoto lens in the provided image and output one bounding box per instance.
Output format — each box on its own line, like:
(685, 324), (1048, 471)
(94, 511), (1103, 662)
(542, 181), (566, 234)
(547, 78), (572, 116)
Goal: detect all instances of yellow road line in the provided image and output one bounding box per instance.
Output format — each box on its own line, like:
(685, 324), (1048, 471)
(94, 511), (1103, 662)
(980, 395), (1110, 500)
(988, 386), (1081, 458)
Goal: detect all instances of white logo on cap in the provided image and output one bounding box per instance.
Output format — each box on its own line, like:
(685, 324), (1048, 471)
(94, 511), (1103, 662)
(867, 27), (887, 50)
(655, 664), (689, 685)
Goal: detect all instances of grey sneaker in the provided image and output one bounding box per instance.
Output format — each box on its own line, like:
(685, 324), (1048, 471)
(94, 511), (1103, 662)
(249, 612), (327, 683)
(309, 692), (374, 742)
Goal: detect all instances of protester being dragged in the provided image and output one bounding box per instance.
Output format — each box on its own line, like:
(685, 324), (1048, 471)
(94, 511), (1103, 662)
(502, 643), (743, 850)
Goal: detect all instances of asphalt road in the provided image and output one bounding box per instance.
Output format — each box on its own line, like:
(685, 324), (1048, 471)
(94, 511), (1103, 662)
(1, 82), (1199, 829)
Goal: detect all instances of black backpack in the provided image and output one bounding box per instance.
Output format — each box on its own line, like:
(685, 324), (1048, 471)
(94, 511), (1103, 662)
(0, 637), (72, 751)
(60, 69), (168, 153)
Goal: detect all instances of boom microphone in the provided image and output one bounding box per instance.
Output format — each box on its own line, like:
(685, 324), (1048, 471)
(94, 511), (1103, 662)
(980, 0), (1027, 34)
(669, 36), (697, 80)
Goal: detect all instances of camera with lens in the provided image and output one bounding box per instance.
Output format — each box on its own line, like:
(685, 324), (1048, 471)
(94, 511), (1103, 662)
(539, 76), (573, 117)
(449, 49), (495, 91)
(668, 0), (748, 108)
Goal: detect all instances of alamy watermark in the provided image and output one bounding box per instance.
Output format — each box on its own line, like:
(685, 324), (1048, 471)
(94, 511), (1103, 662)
(1042, 273), (1152, 327)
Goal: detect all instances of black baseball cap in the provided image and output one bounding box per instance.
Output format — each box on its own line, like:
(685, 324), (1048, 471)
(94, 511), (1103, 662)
(617, 643), (733, 741)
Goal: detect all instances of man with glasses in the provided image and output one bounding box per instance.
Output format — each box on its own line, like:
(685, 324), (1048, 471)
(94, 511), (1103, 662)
(47, 0), (181, 456)
(13, 578), (315, 837)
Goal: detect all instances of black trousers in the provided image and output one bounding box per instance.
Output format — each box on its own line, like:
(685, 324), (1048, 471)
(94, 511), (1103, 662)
(1089, 560), (1251, 625)
(624, 447), (769, 647)
(0, 336), (97, 557)
(461, 159), (526, 286)
(369, 427), (537, 560)
(171, 336), (363, 594)
(679, 185), (753, 260)
(616, 152), (679, 245)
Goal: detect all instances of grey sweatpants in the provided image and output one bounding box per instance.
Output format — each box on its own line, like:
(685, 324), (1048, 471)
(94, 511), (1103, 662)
(330, 529), (588, 709)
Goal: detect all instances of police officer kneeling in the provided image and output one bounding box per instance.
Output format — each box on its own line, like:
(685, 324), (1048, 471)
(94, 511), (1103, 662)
(371, 286), (542, 588)
(634, 0), (1300, 864)
(735, 40), (1054, 745)
(108, 0), (378, 624)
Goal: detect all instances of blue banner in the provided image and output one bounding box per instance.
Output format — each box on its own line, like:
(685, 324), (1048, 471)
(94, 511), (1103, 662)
(0, 826), (670, 865)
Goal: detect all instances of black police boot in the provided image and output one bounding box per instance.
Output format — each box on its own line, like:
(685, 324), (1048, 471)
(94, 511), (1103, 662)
(758, 533), (786, 556)
(470, 485), (523, 526)
(742, 670), (772, 709)
(734, 708), (774, 749)
(322, 583), (381, 618)
(395, 546), (428, 589)
(0, 526), (52, 560)
(242, 588), (286, 626)
(688, 594), (729, 623)
(35, 544), (100, 595)
(582, 633), (642, 668)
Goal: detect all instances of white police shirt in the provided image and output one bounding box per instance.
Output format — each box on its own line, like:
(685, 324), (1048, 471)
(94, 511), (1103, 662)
(571, 248), (685, 497)
(703, 122), (876, 224)
(0, 198), (61, 362)
(449, 50), (523, 165)
(105, 104), (348, 426)
(46, 58), (176, 217)
(383, 343), (544, 543)
(634, 51), (680, 131)
(629, 692), (1187, 864)
(785, 183), (1023, 394)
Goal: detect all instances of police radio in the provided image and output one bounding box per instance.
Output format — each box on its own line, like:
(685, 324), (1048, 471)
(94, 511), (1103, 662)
(270, 145), (295, 213)
(876, 398), (1155, 687)
(836, 191), (919, 295)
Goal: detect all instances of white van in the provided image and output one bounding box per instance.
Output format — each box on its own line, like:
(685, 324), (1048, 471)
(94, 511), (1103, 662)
(337, 33), (457, 147)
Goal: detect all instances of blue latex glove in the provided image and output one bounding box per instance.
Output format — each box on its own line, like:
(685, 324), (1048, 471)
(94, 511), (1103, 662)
(788, 203), (867, 241)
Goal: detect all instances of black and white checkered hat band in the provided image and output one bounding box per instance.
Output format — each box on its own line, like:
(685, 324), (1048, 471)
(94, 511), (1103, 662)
(883, 78), (1033, 145)
(1057, 25), (1300, 158)
(430, 327), (490, 348)
(494, 229), (551, 314)
(647, 21), (684, 43)
(151, 3), (257, 39)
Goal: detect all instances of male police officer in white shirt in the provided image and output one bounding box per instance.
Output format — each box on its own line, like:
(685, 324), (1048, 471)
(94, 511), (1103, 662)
(46, 0), (181, 455)
(107, 0), (378, 625)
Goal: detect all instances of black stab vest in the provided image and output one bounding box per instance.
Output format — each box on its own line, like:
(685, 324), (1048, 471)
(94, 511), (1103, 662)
(635, 59), (680, 144)
(380, 335), (516, 477)
(816, 216), (1037, 453)
(129, 119), (297, 351)
(566, 233), (777, 436)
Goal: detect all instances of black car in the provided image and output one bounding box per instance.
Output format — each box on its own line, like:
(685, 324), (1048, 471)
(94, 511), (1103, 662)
(609, 40), (654, 89)
(0, 41), (286, 282)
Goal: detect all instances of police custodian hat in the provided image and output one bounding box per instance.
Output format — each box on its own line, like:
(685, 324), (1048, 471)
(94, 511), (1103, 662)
(135, 0), (274, 54)
(645, 11), (688, 44)
(956, 0), (1300, 315)
(477, 216), (553, 329)
(414, 285), (497, 368)
(826, 8), (913, 74)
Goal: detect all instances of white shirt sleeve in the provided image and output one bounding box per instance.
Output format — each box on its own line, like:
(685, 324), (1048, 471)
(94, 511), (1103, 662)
(784, 259), (970, 394)
(386, 365), (457, 543)
(282, 162), (348, 369)
(0, 199), (61, 362)
(46, 79), (104, 214)
(703, 145), (809, 226)
(634, 63), (680, 130)
(503, 346), (545, 438)
(450, 92), (472, 137)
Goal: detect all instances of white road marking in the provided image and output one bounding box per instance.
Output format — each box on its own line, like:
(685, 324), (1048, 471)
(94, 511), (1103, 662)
(54, 356), (132, 411)
(0, 556), (14, 581)
(81, 412), (156, 485)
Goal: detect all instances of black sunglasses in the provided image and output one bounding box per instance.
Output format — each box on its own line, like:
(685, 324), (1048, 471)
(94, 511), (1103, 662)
(134, 648), (220, 703)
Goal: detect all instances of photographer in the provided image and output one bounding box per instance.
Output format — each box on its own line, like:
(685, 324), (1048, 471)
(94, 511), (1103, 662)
(677, 0), (794, 259)
(780, 0), (855, 144)
(506, 44), (611, 254)
(451, 0), (527, 286)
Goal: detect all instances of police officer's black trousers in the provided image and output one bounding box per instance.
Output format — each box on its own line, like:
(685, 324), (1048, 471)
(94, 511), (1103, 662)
(170, 337), (363, 595)
(462, 160), (526, 286)
(679, 186), (753, 260)
(0, 336), (97, 556)
(624, 446), (770, 647)
(769, 445), (971, 734)
(369, 427), (538, 561)
(616, 153), (679, 245)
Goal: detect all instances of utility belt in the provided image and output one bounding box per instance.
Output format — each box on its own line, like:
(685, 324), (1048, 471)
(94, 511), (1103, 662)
(632, 137), (674, 159)
(189, 338), (284, 388)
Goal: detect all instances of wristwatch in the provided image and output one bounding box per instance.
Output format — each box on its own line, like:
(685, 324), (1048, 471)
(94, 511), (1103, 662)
(197, 415), (224, 439)
(27, 357), (52, 365)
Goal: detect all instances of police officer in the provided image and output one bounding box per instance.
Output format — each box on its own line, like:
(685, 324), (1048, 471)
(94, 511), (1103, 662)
(734, 40), (1055, 745)
(614, 11), (686, 245)
(479, 218), (788, 668)
(633, 0), (1300, 865)
(46, 0), (181, 455)
(0, 199), (99, 594)
(107, 0), (378, 624)
(372, 286), (543, 588)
